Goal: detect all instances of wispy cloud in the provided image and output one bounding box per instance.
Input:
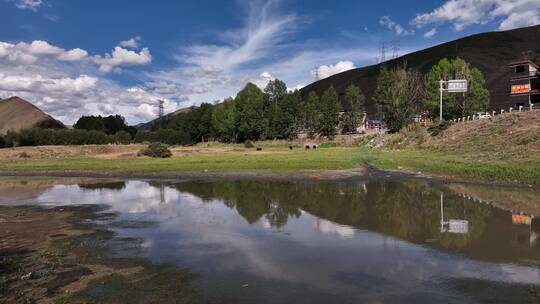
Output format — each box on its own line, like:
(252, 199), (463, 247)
(380, 16), (415, 36)
(12, 0), (44, 11)
(423, 28), (437, 38)
(412, 0), (540, 31)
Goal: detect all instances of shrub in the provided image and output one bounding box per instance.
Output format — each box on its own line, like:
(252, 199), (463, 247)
(138, 143), (172, 158)
(18, 152), (31, 158)
(244, 140), (254, 148)
(428, 120), (453, 136)
(0, 135), (4, 148)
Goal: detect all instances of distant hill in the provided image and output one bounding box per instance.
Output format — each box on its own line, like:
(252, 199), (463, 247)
(301, 24), (540, 113)
(136, 106), (196, 131)
(0, 96), (65, 135)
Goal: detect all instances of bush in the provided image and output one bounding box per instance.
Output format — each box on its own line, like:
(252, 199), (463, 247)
(428, 120), (453, 136)
(244, 140), (254, 148)
(138, 143), (172, 158)
(0, 135), (4, 148)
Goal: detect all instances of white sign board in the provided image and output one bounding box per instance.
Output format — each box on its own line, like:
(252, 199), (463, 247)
(447, 80), (468, 93)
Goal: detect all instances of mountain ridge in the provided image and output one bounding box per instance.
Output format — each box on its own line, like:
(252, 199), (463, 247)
(0, 96), (65, 135)
(300, 24), (540, 113)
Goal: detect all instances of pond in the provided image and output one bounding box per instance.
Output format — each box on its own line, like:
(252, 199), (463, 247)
(1, 177), (539, 303)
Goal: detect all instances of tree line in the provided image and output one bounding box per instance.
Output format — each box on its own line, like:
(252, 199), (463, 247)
(0, 57), (489, 148)
(153, 80), (366, 143)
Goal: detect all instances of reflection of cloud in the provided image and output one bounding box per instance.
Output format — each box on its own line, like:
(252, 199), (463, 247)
(315, 219), (355, 238)
(29, 180), (540, 298)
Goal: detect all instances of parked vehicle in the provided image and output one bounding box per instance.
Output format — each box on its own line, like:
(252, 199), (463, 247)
(477, 112), (491, 119)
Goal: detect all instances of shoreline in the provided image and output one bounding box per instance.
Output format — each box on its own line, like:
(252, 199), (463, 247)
(1, 165), (537, 188)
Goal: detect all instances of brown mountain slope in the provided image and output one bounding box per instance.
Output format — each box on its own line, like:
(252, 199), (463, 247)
(0, 96), (65, 134)
(301, 24), (540, 113)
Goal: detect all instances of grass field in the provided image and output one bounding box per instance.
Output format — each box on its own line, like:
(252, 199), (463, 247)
(0, 147), (363, 175)
(1, 145), (539, 184)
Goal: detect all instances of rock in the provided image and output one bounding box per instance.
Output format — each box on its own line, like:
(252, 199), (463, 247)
(21, 272), (32, 280)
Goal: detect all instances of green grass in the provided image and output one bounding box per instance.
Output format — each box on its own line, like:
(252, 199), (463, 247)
(360, 149), (540, 184)
(0, 147), (363, 175)
(1, 146), (539, 184)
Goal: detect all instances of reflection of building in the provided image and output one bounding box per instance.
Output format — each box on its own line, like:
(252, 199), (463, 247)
(509, 60), (540, 107)
(511, 212), (538, 247)
(440, 193), (469, 234)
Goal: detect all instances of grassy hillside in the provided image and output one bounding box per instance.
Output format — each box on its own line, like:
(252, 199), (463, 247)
(301, 24), (540, 112)
(361, 110), (540, 183)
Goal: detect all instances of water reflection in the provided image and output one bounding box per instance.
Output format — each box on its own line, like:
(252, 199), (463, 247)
(1, 178), (539, 303)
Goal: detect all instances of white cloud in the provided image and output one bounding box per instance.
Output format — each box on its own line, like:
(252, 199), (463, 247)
(0, 40), (88, 64)
(412, 0), (540, 31)
(13, 0), (44, 11)
(57, 48), (88, 61)
(424, 28), (437, 38)
(380, 16), (415, 36)
(311, 61), (356, 80)
(119, 36), (142, 49)
(0, 73), (97, 93)
(253, 71), (275, 89)
(0, 38), (170, 125)
(94, 47), (152, 73)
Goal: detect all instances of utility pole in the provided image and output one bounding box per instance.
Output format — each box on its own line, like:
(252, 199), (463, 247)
(379, 42), (387, 63)
(391, 40), (400, 59)
(439, 80), (444, 121)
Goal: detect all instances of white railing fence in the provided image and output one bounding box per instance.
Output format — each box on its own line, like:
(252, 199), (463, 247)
(450, 103), (536, 123)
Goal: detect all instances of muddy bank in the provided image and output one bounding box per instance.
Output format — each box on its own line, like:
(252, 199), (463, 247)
(0, 205), (197, 304)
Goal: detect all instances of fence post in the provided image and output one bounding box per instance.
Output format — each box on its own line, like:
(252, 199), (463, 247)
(531, 104), (535, 111)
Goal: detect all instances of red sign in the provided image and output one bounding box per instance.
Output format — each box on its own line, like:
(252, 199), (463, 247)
(511, 84), (530, 94)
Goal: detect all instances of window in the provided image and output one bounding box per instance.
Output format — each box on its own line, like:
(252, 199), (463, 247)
(515, 65), (525, 73)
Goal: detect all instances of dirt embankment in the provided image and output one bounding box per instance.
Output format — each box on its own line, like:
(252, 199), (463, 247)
(377, 110), (540, 161)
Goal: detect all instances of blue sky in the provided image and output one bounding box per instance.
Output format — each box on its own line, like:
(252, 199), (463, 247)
(1, 0), (539, 124)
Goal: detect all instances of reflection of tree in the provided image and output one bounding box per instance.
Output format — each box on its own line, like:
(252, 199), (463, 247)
(173, 180), (491, 249)
(174, 181), (301, 227)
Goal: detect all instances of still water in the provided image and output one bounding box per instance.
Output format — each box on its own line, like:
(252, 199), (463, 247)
(2, 178), (540, 303)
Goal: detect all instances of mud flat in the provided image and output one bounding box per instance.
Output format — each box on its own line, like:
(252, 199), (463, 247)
(0, 205), (197, 304)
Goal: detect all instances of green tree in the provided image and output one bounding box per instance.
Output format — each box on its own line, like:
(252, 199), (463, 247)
(318, 86), (341, 137)
(372, 66), (425, 131)
(341, 84), (365, 133)
(73, 116), (106, 133)
(272, 90), (302, 139)
(212, 98), (237, 142)
(113, 130), (132, 144)
(425, 57), (490, 120)
(234, 83), (268, 141)
(264, 79), (287, 104)
(304, 91), (320, 138)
